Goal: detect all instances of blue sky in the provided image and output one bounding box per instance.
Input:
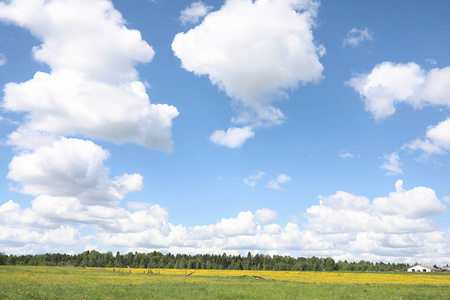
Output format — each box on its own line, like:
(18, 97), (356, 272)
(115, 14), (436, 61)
(0, 0), (449, 264)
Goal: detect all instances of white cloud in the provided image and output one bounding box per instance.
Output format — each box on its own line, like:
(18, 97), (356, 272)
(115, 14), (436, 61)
(214, 211), (258, 237)
(0, 0), (178, 151)
(0, 225), (90, 254)
(407, 117), (450, 155)
(426, 58), (437, 65)
(304, 189), (438, 236)
(407, 138), (444, 155)
(3, 72), (179, 151)
(373, 180), (446, 219)
(255, 208), (277, 223)
(343, 27), (373, 47)
(443, 196), (450, 204)
(173, 0), (324, 132)
(0, 53), (6, 66)
(266, 174), (291, 190)
(380, 152), (402, 175)
(210, 126), (255, 148)
(180, 1), (213, 25)
(347, 62), (425, 119)
(348, 62), (450, 120)
(420, 66), (450, 106)
(277, 174), (291, 184)
(0, 0), (152, 82)
(243, 171), (265, 187)
(339, 151), (354, 159)
(0, 200), (53, 229)
(7, 138), (143, 206)
(302, 181), (448, 263)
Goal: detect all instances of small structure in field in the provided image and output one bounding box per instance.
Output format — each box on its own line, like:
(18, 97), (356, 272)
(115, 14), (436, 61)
(407, 265), (441, 273)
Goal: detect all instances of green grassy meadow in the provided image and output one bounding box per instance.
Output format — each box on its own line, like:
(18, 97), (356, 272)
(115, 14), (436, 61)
(0, 266), (449, 299)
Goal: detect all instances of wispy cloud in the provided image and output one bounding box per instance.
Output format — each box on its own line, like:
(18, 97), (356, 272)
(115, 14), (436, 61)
(0, 53), (6, 66)
(426, 58), (437, 65)
(244, 171), (265, 187)
(380, 152), (403, 175)
(339, 150), (354, 159)
(343, 27), (373, 47)
(266, 174), (291, 190)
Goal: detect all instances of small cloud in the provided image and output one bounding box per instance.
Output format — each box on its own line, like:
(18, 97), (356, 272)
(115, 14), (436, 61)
(343, 28), (373, 48)
(426, 58), (437, 65)
(210, 126), (255, 148)
(0, 53), (6, 66)
(339, 150), (354, 159)
(443, 196), (450, 203)
(180, 1), (213, 25)
(143, 79), (152, 89)
(380, 152), (403, 175)
(347, 62), (450, 120)
(255, 208), (277, 223)
(406, 117), (450, 157)
(266, 173), (291, 190)
(244, 171), (265, 187)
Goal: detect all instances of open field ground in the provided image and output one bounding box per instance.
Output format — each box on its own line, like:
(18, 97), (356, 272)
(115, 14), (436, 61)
(1, 266), (449, 299)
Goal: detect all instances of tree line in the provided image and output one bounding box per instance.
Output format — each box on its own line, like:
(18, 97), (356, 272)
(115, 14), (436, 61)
(0, 251), (411, 272)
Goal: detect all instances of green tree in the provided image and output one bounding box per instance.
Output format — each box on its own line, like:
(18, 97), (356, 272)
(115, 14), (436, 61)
(6, 254), (16, 265)
(0, 253), (7, 265)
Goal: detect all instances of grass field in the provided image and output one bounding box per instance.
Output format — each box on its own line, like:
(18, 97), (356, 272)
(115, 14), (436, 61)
(1, 266), (449, 299)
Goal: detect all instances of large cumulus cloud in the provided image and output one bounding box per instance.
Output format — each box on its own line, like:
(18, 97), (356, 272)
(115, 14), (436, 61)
(0, 0), (178, 151)
(173, 0), (324, 147)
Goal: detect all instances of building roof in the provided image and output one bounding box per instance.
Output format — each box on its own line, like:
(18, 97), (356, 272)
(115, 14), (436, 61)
(408, 264), (438, 270)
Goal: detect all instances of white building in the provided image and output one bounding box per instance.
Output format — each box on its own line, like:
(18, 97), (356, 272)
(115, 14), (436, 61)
(407, 265), (440, 272)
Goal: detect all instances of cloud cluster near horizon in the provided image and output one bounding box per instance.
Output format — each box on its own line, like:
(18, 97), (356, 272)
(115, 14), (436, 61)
(173, 0), (324, 148)
(0, 180), (448, 264)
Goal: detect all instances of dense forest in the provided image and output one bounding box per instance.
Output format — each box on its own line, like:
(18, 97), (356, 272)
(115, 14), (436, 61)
(0, 251), (412, 272)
